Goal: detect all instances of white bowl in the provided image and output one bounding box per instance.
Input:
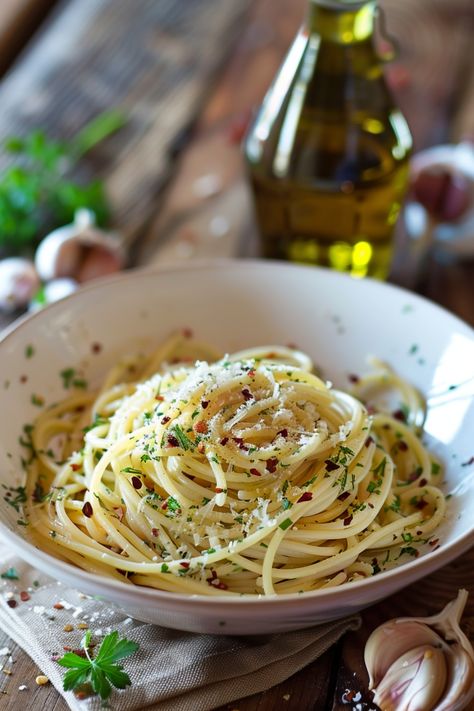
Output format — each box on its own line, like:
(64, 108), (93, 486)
(1, 260), (473, 635)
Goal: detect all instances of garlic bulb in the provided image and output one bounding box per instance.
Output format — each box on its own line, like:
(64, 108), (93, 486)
(365, 590), (474, 711)
(35, 209), (124, 283)
(0, 257), (40, 312)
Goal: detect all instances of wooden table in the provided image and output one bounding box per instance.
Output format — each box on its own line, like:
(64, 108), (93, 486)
(0, 1), (474, 709)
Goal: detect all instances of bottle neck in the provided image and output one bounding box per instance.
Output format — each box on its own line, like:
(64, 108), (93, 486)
(308, 1), (377, 44)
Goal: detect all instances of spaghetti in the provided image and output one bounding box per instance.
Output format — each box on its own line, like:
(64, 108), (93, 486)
(24, 335), (446, 596)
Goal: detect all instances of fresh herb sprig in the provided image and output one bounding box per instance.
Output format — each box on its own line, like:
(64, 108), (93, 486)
(0, 110), (125, 250)
(58, 630), (139, 700)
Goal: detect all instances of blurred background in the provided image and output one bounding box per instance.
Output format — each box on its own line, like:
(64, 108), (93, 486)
(0, 0), (473, 323)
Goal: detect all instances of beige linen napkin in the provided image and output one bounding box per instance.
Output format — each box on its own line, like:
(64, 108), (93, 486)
(0, 544), (361, 711)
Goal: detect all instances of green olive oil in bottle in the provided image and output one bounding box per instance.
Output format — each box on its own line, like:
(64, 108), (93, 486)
(244, 0), (412, 278)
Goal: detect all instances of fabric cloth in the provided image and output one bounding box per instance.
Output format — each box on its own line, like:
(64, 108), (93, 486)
(0, 543), (360, 711)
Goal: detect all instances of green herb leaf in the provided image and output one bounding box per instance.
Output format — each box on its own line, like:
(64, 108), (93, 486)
(121, 467), (142, 474)
(58, 631), (138, 701)
(171, 424), (193, 451)
(1, 567), (19, 580)
(72, 109), (126, 160)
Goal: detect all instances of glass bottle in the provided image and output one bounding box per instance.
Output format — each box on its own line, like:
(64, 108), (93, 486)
(244, 0), (412, 279)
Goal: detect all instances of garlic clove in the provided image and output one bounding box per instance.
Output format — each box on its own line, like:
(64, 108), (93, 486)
(35, 208), (124, 283)
(365, 591), (474, 711)
(373, 644), (447, 711)
(365, 620), (448, 689)
(435, 644), (474, 711)
(0, 258), (40, 312)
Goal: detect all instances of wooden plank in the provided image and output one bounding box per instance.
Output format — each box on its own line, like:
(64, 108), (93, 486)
(0, 631), (68, 710)
(0, 0), (57, 77)
(0, 0), (252, 247)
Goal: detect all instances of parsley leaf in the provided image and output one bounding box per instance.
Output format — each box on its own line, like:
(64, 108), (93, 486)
(58, 630), (138, 700)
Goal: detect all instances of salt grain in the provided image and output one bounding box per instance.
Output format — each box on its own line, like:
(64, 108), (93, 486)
(18, 685), (28, 691)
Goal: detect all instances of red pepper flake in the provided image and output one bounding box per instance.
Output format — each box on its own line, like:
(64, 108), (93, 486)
(461, 456), (474, 467)
(266, 457), (278, 473)
(247, 368), (256, 378)
(416, 498), (428, 510)
(206, 572), (227, 590)
(429, 538), (440, 547)
(250, 468), (261, 477)
(131, 476), (142, 490)
(180, 561), (190, 569)
(277, 428), (288, 438)
(419, 478), (427, 487)
(167, 434), (179, 448)
(161, 416), (171, 425)
(338, 492), (351, 501)
(416, 530), (423, 535)
(348, 374), (360, 384)
(392, 409), (407, 422)
(342, 690), (357, 703)
(343, 514), (353, 526)
(70, 463), (81, 472)
(151, 528), (159, 537)
(53, 602), (64, 610)
(265, 352), (276, 359)
(91, 342), (102, 354)
(194, 420), (208, 434)
(408, 470), (420, 482)
(6, 599), (17, 608)
(201, 400), (209, 409)
(155, 395), (164, 401)
(397, 440), (408, 452)
(241, 388), (253, 401)
(197, 441), (206, 454)
(233, 437), (247, 450)
(297, 492), (313, 503)
(365, 436), (374, 447)
(161, 501), (168, 510)
(182, 328), (193, 339)
(215, 487), (224, 493)
(325, 459), (339, 472)
(82, 501), (93, 518)
(20, 591), (30, 602)
(20, 374), (28, 383)
(220, 437), (229, 446)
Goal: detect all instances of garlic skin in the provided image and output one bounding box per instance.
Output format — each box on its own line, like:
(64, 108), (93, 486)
(35, 209), (124, 284)
(0, 258), (40, 312)
(365, 590), (474, 711)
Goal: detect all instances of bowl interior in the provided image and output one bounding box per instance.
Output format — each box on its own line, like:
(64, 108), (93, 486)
(1, 260), (473, 606)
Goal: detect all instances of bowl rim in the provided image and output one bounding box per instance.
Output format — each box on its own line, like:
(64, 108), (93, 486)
(1, 258), (473, 608)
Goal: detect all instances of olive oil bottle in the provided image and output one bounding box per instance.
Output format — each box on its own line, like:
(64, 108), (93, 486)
(244, 0), (412, 279)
